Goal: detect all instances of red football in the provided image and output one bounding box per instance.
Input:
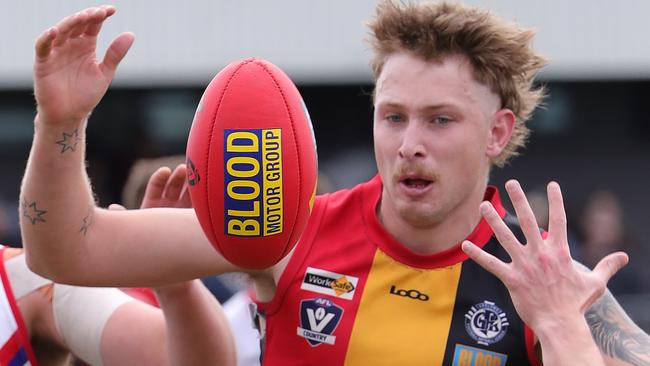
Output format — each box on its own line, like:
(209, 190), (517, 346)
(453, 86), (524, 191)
(185, 58), (318, 269)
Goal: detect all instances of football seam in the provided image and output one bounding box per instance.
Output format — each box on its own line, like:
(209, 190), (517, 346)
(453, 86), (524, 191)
(253, 60), (303, 259)
(204, 59), (254, 257)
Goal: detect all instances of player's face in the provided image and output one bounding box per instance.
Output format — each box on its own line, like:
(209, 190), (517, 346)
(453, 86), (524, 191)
(373, 52), (502, 227)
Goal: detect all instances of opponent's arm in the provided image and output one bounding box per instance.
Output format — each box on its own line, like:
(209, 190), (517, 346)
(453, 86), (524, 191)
(462, 180), (629, 366)
(151, 281), (237, 366)
(20, 6), (238, 286)
(131, 163), (235, 365)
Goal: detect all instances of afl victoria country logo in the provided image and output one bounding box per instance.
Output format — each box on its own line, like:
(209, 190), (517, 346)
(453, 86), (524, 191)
(297, 297), (344, 347)
(464, 300), (509, 346)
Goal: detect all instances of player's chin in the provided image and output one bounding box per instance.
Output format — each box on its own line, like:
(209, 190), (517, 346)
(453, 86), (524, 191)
(395, 201), (440, 228)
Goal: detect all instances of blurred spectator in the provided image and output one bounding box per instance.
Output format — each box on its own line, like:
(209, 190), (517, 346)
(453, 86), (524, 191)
(577, 190), (641, 296)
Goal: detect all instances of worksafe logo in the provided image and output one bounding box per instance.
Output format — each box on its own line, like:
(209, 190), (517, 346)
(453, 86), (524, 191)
(301, 267), (358, 300)
(297, 297), (344, 347)
(464, 301), (509, 346)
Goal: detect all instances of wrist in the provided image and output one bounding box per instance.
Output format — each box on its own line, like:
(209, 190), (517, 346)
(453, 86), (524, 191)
(534, 314), (600, 356)
(34, 112), (88, 132)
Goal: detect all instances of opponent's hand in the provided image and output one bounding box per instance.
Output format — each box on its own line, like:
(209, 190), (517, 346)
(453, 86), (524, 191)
(461, 180), (628, 331)
(139, 164), (191, 209)
(34, 6), (134, 126)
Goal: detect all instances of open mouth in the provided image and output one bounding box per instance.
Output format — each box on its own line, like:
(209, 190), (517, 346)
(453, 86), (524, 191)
(401, 178), (432, 189)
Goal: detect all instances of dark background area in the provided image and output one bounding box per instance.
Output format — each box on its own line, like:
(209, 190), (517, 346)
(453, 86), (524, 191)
(1, 80), (649, 329)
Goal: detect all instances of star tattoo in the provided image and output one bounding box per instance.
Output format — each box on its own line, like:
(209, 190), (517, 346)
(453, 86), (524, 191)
(79, 207), (94, 236)
(56, 129), (80, 153)
(22, 200), (47, 225)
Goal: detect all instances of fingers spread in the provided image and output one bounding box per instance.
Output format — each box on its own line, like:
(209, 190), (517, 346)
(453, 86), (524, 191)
(100, 32), (135, 76)
(479, 201), (522, 261)
(546, 181), (568, 247)
(505, 180), (542, 248)
(462, 241), (510, 282)
(593, 251), (629, 285)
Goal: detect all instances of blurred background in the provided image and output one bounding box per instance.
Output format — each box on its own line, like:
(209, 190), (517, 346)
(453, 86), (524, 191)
(1, 0), (648, 332)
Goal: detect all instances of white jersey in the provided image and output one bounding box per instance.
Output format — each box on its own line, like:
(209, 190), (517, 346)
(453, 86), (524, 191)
(0, 246), (38, 365)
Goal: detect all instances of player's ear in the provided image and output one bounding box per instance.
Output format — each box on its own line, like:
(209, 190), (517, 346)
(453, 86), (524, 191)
(486, 108), (515, 158)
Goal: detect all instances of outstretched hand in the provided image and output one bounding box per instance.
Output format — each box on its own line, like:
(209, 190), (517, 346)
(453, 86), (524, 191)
(34, 6), (134, 125)
(461, 180), (628, 331)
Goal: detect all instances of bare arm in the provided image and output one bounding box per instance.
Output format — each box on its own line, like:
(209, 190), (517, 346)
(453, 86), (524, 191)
(582, 274), (650, 365)
(20, 6), (241, 286)
(153, 281), (237, 366)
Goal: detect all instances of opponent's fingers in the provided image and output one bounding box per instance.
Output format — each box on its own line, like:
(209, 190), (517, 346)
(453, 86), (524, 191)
(505, 180), (542, 248)
(164, 164), (187, 201)
(142, 167), (172, 207)
(178, 185), (192, 208)
(84, 5), (116, 37)
(462, 241), (510, 282)
(100, 32), (135, 76)
(108, 203), (127, 211)
(35, 27), (58, 60)
(592, 251), (629, 285)
(479, 201), (523, 261)
(546, 181), (568, 248)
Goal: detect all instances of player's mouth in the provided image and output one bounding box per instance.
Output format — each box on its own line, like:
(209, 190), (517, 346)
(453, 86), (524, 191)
(398, 175), (434, 197)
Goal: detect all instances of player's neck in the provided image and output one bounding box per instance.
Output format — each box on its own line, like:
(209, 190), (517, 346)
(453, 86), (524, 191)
(378, 186), (486, 255)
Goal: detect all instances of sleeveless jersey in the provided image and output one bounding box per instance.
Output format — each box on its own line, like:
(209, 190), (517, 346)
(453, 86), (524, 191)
(0, 246), (38, 366)
(257, 176), (541, 366)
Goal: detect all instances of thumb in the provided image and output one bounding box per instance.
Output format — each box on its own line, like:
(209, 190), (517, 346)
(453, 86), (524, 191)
(593, 251), (629, 284)
(108, 203), (127, 211)
(100, 32), (135, 76)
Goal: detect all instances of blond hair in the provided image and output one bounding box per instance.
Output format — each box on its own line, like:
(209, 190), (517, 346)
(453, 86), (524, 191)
(367, 1), (547, 166)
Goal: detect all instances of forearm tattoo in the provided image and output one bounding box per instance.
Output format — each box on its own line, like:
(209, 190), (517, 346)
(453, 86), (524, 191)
(586, 291), (650, 365)
(21, 200), (47, 225)
(55, 129), (80, 153)
(79, 206), (94, 235)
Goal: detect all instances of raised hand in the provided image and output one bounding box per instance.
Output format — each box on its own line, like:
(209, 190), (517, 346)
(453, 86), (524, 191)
(34, 6), (134, 126)
(460, 180), (630, 365)
(462, 180), (628, 331)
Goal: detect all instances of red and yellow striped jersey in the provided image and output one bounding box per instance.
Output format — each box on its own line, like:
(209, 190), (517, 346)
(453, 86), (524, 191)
(257, 176), (540, 365)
